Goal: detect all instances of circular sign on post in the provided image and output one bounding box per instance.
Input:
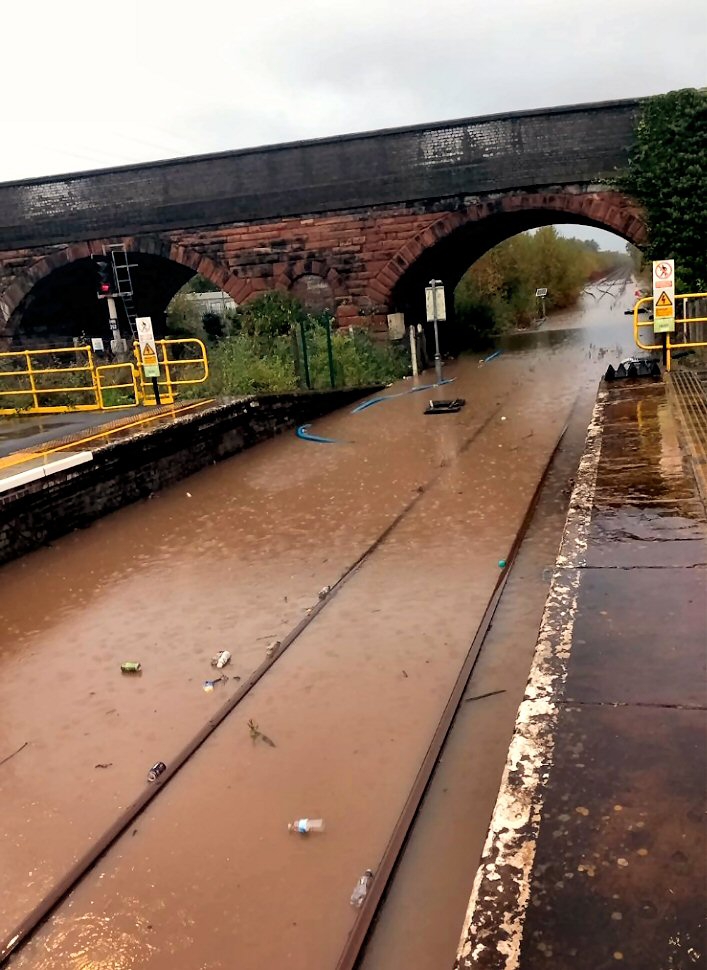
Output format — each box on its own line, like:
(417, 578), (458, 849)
(654, 261), (673, 281)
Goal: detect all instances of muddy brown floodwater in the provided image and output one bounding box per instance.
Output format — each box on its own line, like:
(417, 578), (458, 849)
(1, 282), (632, 969)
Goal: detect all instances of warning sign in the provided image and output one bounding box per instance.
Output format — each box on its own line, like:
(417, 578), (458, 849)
(652, 260), (675, 334)
(142, 342), (158, 364)
(136, 317), (161, 378)
(655, 291), (673, 311)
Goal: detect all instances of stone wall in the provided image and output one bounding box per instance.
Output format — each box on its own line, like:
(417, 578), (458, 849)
(0, 388), (372, 567)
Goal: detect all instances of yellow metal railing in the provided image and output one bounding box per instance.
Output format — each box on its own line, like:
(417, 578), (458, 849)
(134, 338), (209, 406)
(634, 292), (707, 371)
(0, 338), (208, 415)
(96, 362), (140, 410)
(0, 345), (101, 414)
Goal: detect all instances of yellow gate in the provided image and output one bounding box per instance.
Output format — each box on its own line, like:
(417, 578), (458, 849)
(134, 338), (209, 406)
(0, 339), (208, 415)
(633, 293), (707, 371)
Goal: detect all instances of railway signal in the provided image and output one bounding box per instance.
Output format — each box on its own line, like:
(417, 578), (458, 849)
(92, 255), (115, 299)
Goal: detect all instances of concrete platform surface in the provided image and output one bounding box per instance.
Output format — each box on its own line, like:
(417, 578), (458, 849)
(456, 378), (707, 970)
(0, 400), (214, 473)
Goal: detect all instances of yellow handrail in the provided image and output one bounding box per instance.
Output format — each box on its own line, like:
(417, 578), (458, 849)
(0, 338), (209, 414)
(633, 293), (707, 371)
(0, 345), (99, 414)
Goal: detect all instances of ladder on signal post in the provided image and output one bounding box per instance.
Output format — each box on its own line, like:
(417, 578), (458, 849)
(106, 244), (139, 339)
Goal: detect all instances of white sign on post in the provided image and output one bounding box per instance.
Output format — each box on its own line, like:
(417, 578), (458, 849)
(652, 260), (676, 334)
(136, 316), (161, 378)
(425, 283), (446, 322)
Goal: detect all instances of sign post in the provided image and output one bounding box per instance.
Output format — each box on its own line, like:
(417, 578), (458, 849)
(652, 260), (676, 368)
(535, 286), (548, 320)
(652, 260), (676, 334)
(425, 280), (446, 384)
(135, 316), (161, 405)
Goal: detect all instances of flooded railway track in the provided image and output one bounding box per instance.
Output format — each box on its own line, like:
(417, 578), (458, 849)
(3, 393), (526, 965)
(3, 398), (579, 969)
(1, 307), (631, 969)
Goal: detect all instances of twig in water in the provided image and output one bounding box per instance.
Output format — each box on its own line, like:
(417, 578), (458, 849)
(248, 719), (276, 747)
(0, 741), (29, 767)
(464, 689), (506, 704)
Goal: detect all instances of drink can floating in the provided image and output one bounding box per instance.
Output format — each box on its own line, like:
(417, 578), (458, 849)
(147, 762), (167, 782)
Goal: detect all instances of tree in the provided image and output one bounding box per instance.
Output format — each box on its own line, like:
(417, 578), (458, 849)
(231, 291), (307, 339)
(202, 311), (224, 341)
(620, 88), (707, 291)
(453, 229), (624, 344)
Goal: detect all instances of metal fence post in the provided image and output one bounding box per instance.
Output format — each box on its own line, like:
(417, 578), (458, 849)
(25, 351), (39, 411)
(299, 319), (311, 389)
(325, 317), (336, 388)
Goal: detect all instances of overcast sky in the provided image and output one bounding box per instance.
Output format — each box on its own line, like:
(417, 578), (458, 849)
(3, 0), (704, 246)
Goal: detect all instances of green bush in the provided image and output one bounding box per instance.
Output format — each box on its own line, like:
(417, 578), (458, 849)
(183, 294), (409, 398)
(619, 88), (707, 292)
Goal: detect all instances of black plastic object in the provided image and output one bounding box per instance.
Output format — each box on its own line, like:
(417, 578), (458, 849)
(605, 358), (660, 381)
(424, 398), (466, 414)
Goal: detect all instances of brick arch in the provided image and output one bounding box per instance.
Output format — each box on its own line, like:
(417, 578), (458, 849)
(277, 259), (347, 298)
(370, 190), (647, 307)
(227, 258), (348, 308)
(1, 237), (238, 331)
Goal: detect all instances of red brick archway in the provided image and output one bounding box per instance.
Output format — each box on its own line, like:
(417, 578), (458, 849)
(1, 239), (236, 331)
(1, 238), (351, 333)
(370, 190), (647, 309)
(1, 188), (646, 341)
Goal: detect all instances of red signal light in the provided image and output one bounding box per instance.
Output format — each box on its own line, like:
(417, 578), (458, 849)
(93, 255), (115, 298)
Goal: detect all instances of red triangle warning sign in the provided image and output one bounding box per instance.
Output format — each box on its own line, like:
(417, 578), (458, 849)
(656, 291), (673, 308)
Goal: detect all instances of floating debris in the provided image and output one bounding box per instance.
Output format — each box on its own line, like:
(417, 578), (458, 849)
(350, 869), (374, 906)
(248, 719), (276, 747)
(464, 689), (506, 703)
(203, 677), (227, 692)
(147, 761), (167, 783)
(288, 818), (325, 834)
(0, 741), (29, 768)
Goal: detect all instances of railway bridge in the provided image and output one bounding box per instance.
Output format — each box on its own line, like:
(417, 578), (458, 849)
(0, 98), (646, 344)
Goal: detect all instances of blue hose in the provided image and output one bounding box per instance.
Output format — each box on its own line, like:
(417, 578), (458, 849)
(295, 424), (340, 444)
(298, 376), (458, 442)
(353, 377), (456, 410)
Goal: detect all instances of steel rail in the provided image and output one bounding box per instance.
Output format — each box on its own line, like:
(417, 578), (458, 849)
(335, 402), (577, 970)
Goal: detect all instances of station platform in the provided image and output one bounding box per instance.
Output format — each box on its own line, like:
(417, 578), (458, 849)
(457, 374), (707, 970)
(0, 400), (213, 490)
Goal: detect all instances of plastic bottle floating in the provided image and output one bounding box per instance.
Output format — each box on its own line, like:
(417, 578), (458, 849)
(288, 818), (326, 834)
